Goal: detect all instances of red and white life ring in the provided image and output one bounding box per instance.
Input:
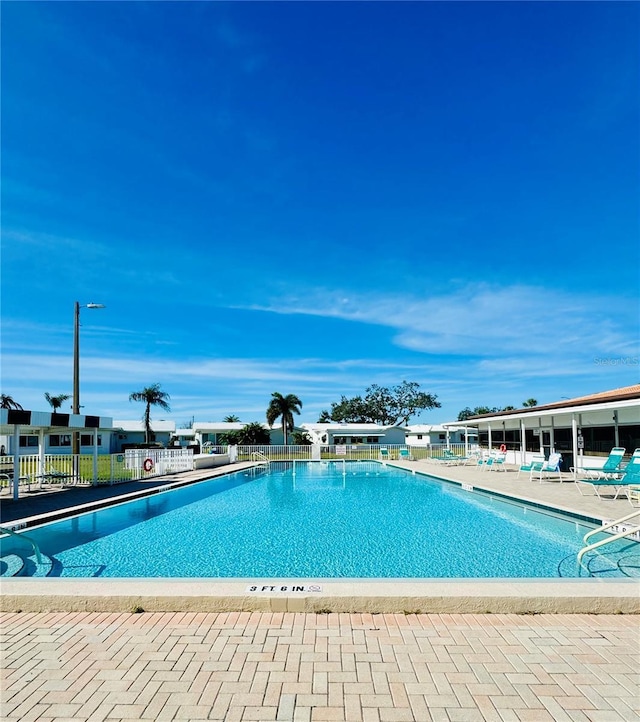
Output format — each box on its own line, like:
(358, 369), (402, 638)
(143, 458), (154, 472)
(499, 444), (507, 453)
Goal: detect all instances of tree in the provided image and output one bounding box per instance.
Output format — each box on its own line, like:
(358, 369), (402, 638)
(522, 398), (538, 408)
(266, 392), (303, 445)
(290, 430), (312, 445)
(224, 414), (241, 422)
(44, 392), (71, 413)
(323, 382), (440, 426)
(457, 405), (513, 421)
(219, 422), (270, 445)
(0, 394), (23, 410)
(129, 384), (171, 444)
(237, 422), (271, 445)
(317, 410), (332, 423)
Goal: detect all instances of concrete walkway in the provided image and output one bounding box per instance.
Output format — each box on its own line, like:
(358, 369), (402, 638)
(2, 611), (638, 721)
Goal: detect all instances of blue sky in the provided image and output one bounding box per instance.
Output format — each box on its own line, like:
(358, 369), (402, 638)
(2, 2), (639, 427)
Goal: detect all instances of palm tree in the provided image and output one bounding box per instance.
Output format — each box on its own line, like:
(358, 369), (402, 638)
(223, 414), (241, 422)
(522, 398), (538, 408)
(129, 384), (171, 444)
(0, 394), (23, 410)
(44, 392), (71, 413)
(266, 392), (302, 445)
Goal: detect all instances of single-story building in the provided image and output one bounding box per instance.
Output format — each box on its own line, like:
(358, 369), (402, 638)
(110, 420), (176, 453)
(445, 384), (640, 473)
(193, 422), (290, 448)
(405, 424), (478, 446)
(301, 423), (408, 446)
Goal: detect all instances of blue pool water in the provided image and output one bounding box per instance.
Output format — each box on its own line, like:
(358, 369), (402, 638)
(3, 461), (638, 578)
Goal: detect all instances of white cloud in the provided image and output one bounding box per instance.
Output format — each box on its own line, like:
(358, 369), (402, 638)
(243, 283), (636, 359)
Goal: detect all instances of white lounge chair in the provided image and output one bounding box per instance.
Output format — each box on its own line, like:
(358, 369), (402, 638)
(536, 452), (563, 482)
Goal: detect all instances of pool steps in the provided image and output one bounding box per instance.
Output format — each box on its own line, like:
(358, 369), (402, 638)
(0, 551), (54, 577)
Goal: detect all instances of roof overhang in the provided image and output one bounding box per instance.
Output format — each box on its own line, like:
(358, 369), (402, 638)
(446, 398), (639, 431)
(0, 409), (114, 436)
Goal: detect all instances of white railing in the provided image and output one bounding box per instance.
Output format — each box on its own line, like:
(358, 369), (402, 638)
(0, 449), (195, 492)
(577, 509), (640, 567)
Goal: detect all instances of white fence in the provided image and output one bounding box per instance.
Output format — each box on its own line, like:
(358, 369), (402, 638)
(0, 449), (194, 494)
(1, 443), (477, 497)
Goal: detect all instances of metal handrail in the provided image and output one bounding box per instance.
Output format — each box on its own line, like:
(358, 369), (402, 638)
(577, 509), (640, 566)
(250, 451), (270, 466)
(0, 525), (43, 565)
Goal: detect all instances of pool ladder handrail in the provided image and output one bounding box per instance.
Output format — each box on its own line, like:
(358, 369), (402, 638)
(577, 508), (640, 567)
(250, 451), (270, 468)
(0, 525), (43, 565)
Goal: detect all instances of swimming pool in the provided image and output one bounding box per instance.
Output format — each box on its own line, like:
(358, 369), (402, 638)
(2, 461), (638, 578)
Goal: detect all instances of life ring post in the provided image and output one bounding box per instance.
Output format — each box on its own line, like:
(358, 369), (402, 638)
(143, 458), (154, 472)
(499, 444), (507, 453)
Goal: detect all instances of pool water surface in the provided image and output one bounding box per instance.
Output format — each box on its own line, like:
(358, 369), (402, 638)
(2, 461), (638, 578)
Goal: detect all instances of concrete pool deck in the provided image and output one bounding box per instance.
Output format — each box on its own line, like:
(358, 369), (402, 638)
(1, 459), (639, 614)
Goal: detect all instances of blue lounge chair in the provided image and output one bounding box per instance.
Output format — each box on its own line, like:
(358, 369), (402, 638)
(379, 448), (390, 461)
(576, 447), (626, 479)
(575, 450), (640, 500)
(398, 448), (414, 461)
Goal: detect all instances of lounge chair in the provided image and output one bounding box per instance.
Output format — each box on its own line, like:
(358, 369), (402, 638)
(437, 449), (466, 465)
(398, 448), (414, 461)
(536, 452), (563, 482)
(575, 447), (627, 479)
(379, 448), (390, 461)
(516, 453), (545, 479)
(575, 450), (640, 501)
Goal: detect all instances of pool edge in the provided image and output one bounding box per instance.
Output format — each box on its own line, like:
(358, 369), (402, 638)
(1, 578), (638, 614)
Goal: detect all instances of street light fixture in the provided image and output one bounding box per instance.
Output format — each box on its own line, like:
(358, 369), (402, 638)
(72, 301), (106, 456)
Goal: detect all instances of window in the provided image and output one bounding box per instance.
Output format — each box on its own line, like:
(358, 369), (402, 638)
(351, 437), (363, 444)
(19, 435), (38, 448)
(439, 434), (446, 440)
(366, 436), (379, 443)
(80, 434), (102, 446)
(49, 434), (71, 447)
(417, 434), (423, 440)
(334, 436), (347, 444)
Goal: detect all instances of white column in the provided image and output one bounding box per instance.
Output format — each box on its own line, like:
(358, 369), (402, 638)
(520, 419), (526, 466)
(12, 425), (20, 500)
(93, 428), (99, 483)
(571, 414), (579, 481)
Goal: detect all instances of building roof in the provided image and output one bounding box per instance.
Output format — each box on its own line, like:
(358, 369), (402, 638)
(113, 420), (176, 433)
(466, 385), (640, 421)
(445, 385), (640, 431)
(302, 423), (406, 432)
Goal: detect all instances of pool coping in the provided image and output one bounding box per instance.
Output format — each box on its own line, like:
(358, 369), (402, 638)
(2, 462), (639, 614)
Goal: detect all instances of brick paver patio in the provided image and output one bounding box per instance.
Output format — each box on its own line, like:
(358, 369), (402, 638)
(1, 611), (638, 721)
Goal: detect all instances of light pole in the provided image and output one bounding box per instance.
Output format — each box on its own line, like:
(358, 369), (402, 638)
(72, 302), (105, 456)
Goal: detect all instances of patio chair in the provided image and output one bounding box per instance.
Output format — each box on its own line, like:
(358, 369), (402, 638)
(489, 452), (507, 471)
(516, 453), (545, 479)
(575, 450), (640, 501)
(379, 448), (390, 461)
(536, 452), (563, 482)
(398, 448), (414, 461)
(576, 447), (627, 480)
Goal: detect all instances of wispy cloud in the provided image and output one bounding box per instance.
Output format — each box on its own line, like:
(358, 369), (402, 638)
(242, 283), (636, 358)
